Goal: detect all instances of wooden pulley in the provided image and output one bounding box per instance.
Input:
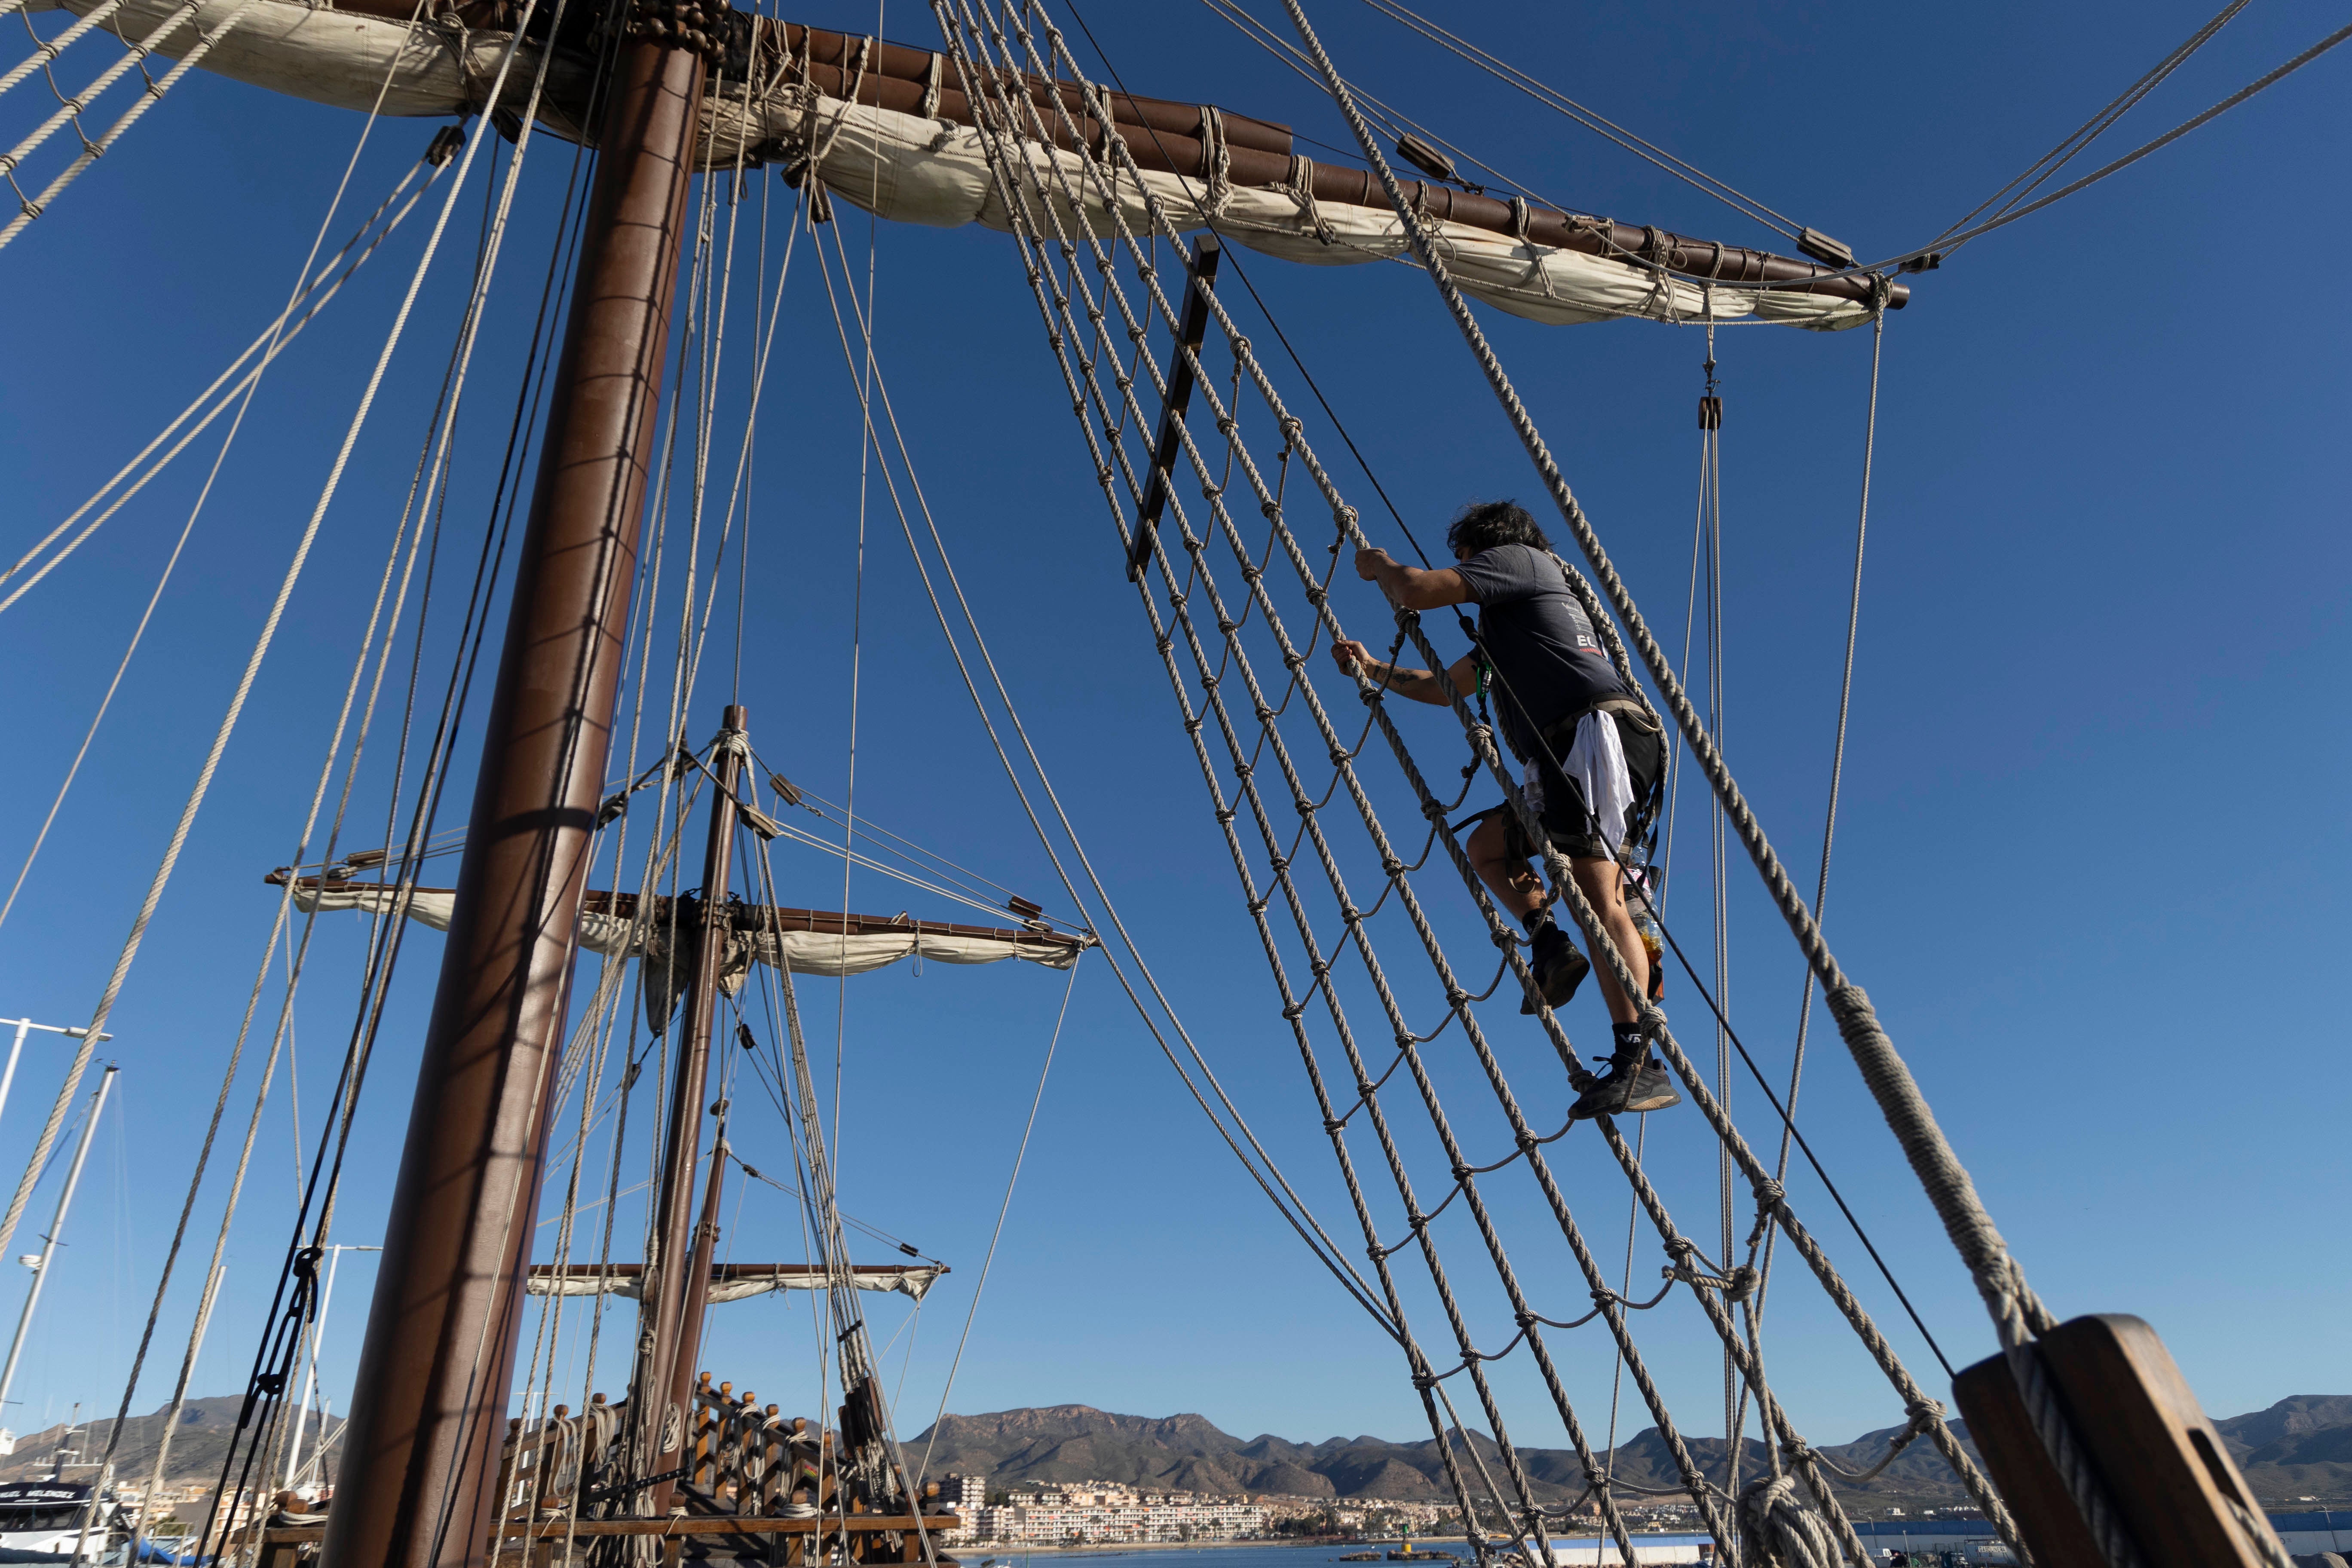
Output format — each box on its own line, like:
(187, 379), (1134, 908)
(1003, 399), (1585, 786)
(1952, 1314), (2288, 1568)
(1698, 394), (1722, 430)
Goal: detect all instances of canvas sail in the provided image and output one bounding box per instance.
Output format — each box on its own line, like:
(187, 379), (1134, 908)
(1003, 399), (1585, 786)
(30, 0), (1882, 329)
(285, 880), (1087, 980)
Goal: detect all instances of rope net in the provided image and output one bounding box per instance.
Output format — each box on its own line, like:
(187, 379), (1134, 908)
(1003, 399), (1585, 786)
(923, 2), (2025, 1563)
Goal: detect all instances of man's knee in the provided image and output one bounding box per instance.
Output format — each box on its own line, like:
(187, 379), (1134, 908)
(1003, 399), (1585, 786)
(1569, 856), (1621, 907)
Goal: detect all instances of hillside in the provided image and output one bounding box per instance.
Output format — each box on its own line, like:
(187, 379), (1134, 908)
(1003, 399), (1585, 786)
(0, 1396), (342, 1491)
(903, 1395), (2352, 1507)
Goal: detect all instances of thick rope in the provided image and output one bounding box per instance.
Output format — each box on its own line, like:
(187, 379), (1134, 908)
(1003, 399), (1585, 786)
(0, 64), (500, 1267)
(947, 10), (1902, 1559)
(927, 15), (1502, 1555)
(1270, 0), (2043, 1354)
(0, 0), (131, 98)
(0, 0), (243, 248)
(951, 5), (2047, 1561)
(0, 151), (441, 932)
(1270, 6), (2132, 1566)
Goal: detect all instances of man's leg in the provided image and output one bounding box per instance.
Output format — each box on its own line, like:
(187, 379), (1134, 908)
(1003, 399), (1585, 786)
(1467, 811), (1544, 921)
(1565, 854), (1678, 1118)
(1467, 813), (1589, 1013)
(1567, 856), (1651, 1025)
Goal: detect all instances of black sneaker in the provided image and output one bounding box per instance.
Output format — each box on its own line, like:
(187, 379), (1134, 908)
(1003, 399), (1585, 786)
(1519, 926), (1590, 1015)
(1622, 1057), (1681, 1114)
(1570, 1052), (1679, 1119)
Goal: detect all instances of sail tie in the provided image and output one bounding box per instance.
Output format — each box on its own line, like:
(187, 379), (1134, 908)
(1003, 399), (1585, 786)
(1196, 103), (1231, 217)
(1279, 153), (1334, 245)
(918, 49), (943, 120)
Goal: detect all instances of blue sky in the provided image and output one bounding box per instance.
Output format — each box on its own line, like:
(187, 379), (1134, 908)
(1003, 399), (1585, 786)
(0, 0), (2345, 1476)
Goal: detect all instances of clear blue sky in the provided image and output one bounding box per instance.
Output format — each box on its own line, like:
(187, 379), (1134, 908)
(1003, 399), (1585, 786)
(0, 0), (2345, 1471)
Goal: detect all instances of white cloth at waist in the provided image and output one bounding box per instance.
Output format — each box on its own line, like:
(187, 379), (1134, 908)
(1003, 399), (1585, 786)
(1518, 708), (1633, 853)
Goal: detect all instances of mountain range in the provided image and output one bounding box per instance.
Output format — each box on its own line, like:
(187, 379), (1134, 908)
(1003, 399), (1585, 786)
(901, 1396), (2352, 1507)
(0, 1396), (343, 1494)
(6, 1393), (2344, 1508)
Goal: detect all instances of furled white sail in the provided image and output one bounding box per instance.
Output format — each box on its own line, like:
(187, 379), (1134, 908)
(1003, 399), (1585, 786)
(288, 882), (1085, 978)
(32, 0), (1871, 329)
(524, 1264), (944, 1302)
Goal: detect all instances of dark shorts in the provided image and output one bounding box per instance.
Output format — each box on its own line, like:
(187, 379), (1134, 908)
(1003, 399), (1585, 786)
(1482, 716), (1665, 863)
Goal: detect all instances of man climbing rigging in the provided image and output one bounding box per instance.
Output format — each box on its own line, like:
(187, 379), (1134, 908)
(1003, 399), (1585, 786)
(1331, 500), (1678, 1119)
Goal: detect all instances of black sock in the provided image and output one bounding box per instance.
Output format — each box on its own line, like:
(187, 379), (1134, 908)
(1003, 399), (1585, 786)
(1521, 907), (1558, 938)
(1610, 1020), (1647, 1060)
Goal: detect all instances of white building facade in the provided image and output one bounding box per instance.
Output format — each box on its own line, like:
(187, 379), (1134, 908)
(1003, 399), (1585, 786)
(965, 1483), (1268, 1544)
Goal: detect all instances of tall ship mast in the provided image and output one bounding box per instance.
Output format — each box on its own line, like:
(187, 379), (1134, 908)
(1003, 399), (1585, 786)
(0, 3), (2341, 1568)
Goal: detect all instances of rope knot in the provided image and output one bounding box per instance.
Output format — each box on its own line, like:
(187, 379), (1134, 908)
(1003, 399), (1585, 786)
(1322, 1117), (1346, 1134)
(1750, 1177), (1787, 1209)
(1282, 1001), (1307, 1021)
(1213, 808), (1234, 824)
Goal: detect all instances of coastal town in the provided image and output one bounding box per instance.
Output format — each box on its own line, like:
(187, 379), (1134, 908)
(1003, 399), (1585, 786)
(925, 1477), (1464, 1547)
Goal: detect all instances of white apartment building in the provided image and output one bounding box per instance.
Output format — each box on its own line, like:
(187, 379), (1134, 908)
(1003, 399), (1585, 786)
(965, 1482), (1267, 1544)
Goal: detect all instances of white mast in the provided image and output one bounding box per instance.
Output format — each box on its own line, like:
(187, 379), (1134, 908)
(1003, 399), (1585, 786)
(0, 1065), (117, 1424)
(282, 1243), (377, 1494)
(0, 1019), (108, 1136)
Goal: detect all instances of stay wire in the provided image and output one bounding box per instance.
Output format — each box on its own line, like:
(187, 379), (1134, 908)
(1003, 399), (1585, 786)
(188, 2), (571, 1547)
(914, 956), (1075, 1482)
(804, 213), (1398, 1340)
(0, 145), (444, 933)
(1732, 303), (1887, 1468)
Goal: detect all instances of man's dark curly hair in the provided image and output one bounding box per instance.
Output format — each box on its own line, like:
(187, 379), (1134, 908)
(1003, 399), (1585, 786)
(1445, 499), (1549, 557)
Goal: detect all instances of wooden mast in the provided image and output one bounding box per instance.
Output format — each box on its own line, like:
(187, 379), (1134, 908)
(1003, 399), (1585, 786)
(628, 704), (744, 1516)
(319, 12), (714, 1568)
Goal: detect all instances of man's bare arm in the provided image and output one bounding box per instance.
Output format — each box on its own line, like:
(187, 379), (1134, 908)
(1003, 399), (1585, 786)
(1355, 546), (1470, 610)
(1331, 640), (1477, 705)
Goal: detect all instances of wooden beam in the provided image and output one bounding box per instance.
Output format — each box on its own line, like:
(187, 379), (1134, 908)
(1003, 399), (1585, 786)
(1953, 1314), (2281, 1568)
(263, 1516), (945, 1544)
(1127, 234), (1223, 583)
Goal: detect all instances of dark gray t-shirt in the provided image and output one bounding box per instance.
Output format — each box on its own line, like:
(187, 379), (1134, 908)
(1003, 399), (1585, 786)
(1453, 543), (1630, 763)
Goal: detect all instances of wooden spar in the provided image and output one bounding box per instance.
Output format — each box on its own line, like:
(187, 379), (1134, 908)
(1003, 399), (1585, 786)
(631, 704), (746, 1517)
(263, 870), (1088, 955)
(1127, 234), (1221, 583)
(303, 0), (1905, 309)
(318, 24), (708, 1568)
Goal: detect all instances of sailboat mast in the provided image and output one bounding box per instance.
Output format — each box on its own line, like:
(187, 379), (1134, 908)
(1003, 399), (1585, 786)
(322, 21), (714, 1568)
(630, 704), (745, 1515)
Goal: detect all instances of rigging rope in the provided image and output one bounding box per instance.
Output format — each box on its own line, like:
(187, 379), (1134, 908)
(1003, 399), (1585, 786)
(0, 0), (257, 248)
(0, 0), (129, 99)
(0, 143), (448, 932)
(0, 31), (512, 1273)
(938, 3), (2053, 1560)
(1927, 0), (2251, 256)
(916, 956), (1075, 1482)
(803, 190), (1401, 1341)
(1351, 0), (1808, 241)
(1267, 3), (2142, 1565)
